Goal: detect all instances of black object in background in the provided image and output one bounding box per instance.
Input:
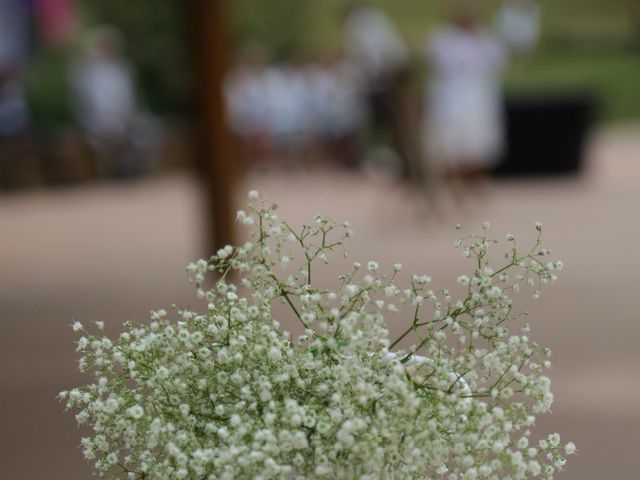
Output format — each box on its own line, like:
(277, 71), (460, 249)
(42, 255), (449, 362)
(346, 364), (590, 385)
(494, 93), (597, 176)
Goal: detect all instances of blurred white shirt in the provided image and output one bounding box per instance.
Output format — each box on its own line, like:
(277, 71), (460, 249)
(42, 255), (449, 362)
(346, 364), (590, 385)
(71, 57), (136, 139)
(345, 6), (409, 86)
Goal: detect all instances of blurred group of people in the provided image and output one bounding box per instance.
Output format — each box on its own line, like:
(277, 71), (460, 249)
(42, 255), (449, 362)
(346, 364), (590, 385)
(0, 0), (160, 189)
(225, 0), (541, 191)
(2, 0), (543, 191)
(224, 49), (366, 168)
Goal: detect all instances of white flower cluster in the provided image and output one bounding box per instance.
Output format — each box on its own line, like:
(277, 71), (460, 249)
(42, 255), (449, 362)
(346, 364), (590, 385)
(61, 192), (574, 479)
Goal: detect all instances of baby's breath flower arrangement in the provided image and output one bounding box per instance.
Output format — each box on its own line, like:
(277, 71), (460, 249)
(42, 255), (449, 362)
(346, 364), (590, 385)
(61, 191), (574, 479)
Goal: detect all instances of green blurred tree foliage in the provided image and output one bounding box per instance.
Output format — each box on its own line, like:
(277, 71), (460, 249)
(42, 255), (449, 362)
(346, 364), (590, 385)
(229, 0), (317, 60)
(26, 50), (73, 128)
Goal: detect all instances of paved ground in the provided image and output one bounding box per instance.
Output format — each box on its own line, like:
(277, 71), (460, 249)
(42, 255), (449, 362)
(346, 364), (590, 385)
(1, 125), (639, 479)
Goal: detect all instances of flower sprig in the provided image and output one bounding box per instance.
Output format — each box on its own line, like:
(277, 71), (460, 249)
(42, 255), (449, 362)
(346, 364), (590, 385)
(61, 191), (574, 479)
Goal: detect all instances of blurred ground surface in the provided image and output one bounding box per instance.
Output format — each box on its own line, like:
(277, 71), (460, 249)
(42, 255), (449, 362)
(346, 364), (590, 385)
(1, 125), (640, 479)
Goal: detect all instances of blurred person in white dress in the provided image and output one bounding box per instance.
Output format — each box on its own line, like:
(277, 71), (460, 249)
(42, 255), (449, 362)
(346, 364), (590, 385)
(423, 5), (507, 184)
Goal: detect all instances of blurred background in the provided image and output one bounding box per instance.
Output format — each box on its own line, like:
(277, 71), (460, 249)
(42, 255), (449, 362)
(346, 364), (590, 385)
(1, 0), (639, 478)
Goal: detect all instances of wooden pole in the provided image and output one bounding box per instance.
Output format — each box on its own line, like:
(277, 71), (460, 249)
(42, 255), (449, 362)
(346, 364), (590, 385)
(191, 0), (235, 253)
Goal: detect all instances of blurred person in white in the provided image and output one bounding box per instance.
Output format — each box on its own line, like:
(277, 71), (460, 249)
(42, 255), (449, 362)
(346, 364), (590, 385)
(303, 53), (365, 168)
(423, 3), (507, 189)
(496, 0), (540, 57)
(263, 62), (309, 152)
(0, 0), (31, 189)
(224, 44), (272, 162)
(0, 66), (29, 141)
(70, 26), (161, 178)
(344, 2), (422, 181)
(319, 55), (366, 168)
(344, 2), (409, 91)
(0, 0), (29, 139)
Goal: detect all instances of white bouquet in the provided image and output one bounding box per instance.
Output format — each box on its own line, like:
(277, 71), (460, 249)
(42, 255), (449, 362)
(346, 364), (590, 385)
(61, 191), (574, 479)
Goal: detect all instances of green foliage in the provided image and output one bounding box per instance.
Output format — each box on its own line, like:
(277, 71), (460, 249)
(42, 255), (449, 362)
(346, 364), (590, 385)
(229, 0), (319, 60)
(25, 50), (73, 128)
(505, 47), (640, 121)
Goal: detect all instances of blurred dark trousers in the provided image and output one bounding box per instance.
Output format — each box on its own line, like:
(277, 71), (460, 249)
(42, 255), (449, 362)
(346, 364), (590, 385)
(494, 94), (596, 176)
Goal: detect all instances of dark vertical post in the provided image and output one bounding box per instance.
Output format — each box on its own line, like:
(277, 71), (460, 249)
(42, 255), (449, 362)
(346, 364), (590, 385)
(191, 0), (235, 252)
